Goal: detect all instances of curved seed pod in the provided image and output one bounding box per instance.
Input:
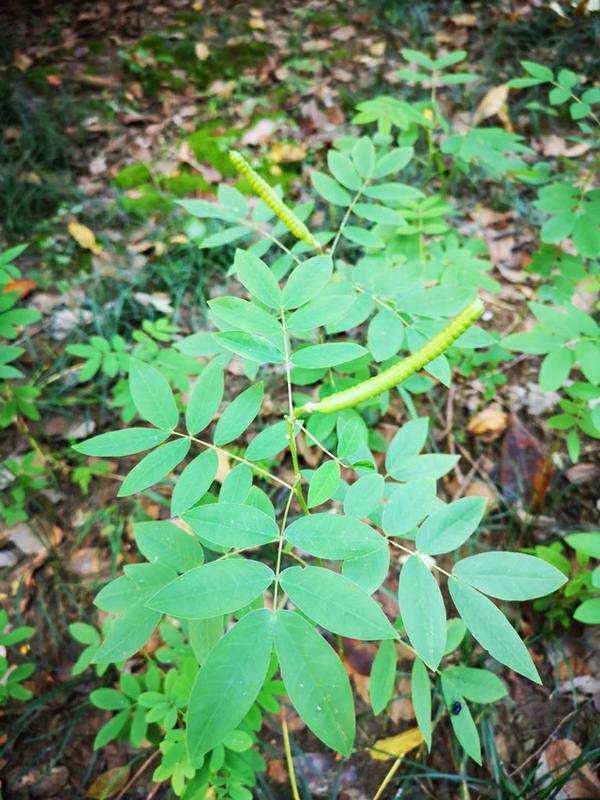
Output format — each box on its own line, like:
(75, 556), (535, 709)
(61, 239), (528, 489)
(296, 299), (484, 415)
(229, 150), (320, 249)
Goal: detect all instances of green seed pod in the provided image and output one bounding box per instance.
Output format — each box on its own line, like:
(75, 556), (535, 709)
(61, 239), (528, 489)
(296, 299), (484, 415)
(229, 150), (320, 249)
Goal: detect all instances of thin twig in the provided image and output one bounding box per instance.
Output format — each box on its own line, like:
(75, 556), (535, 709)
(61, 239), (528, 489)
(115, 750), (160, 800)
(507, 709), (578, 777)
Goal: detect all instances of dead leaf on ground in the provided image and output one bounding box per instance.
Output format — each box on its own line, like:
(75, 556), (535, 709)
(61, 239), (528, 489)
(565, 463), (600, 484)
(369, 726), (424, 762)
(451, 12), (478, 26)
(86, 766), (131, 799)
(331, 25), (356, 40)
(467, 404), (509, 439)
(270, 142), (307, 163)
(537, 739), (600, 799)
(12, 50), (33, 71)
(500, 416), (552, 511)
(241, 118), (278, 146)
(473, 84), (510, 128)
(464, 479), (499, 511)
(3, 279), (36, 299)
(194, 42), (209, 60)
(68, 222), (103, 254)
(540, 135), (591, 158)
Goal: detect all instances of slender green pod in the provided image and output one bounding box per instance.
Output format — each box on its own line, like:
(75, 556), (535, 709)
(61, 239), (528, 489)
(295, 298), (484, 415)
(229, 150), (320, 249)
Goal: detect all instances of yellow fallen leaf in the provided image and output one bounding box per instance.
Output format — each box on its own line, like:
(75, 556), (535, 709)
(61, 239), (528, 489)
(467, 404), (509, 437)
(270, 142), (307, 163)
(472, 84), (510, 127)
(195, 42), (209, 61)
(86, 766), (130, 799)
(68, 222), (103, 254)
(368, 726), (424, 762)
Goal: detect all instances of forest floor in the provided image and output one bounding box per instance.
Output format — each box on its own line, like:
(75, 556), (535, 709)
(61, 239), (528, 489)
(0, 1), (599, 798)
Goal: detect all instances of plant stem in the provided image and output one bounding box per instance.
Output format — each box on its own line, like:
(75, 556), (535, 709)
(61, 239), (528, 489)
(273, 486), (295, 609)
(172, 430), (292, 490)
(280, 302), (310, 514)
(330, 178), (369, 257)
(282, 709), (301, 800)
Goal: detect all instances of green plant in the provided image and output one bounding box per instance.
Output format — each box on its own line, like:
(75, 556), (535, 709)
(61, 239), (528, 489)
(73, 138), (567, 784)
(0, 244), (42, 428)
(0, 610), (35, 705)
(530, 531), (600, 628)
(66, 317), (203, 423)
(86, 620), (279, 798)
(503, 60), (600, 462)
(0, 451), (47, 525)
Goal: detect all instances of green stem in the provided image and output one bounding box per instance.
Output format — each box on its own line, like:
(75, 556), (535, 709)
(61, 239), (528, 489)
(287, 416), (309, 515)
(172, 431), (292, 490)
(330, 178), (370, 257)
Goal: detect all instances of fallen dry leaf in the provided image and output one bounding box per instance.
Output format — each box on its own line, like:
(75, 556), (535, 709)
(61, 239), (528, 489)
(473, 84), (509, 125)
(467, 404), (509, 439)
(194, 42), (209, 60)
(3, 279), (36, 299)
(270, 142), (307, 163)
(86, 766), (130, 799)
(369, 726), (424, 762)
(538, 739), (600, 799)
(242, 119), (278, 146)
(369, 41), (386, 57)
(500, 416), (552, 511)
(451, 12), (477, 26)
(464, 479), (499, 511)
(68, 222), (103, 254)
(12, 50), (33, 71)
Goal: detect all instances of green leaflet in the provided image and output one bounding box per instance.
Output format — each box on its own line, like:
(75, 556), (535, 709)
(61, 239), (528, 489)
(280, 566), (398, 641)
(411, 658), (432, 750)
(399, 556), (446, 670)
(327, 150), (361, 191)
(285, 513), (383, 560)
(343, 473), (384, 518)
(94, 564), (176, 663)
(448, 577), (541, 683)
(382, 479), (437, 538)
(170, 448), (218, 516)
(118, 438), (190, 497)
(452, 552), (567, 600)
(129, 359), (178, 431)
(185, 359), (224, 436)
(213, 382), (264, 446)
(273, 611), (355, 756)
(145, 559), (274, 619)
(370, 639), (397, 715)
(442, 667), (507, 703)
(441, 673), (481, 764)
(416, 497), (486, 555)
(385, 417), (429, 475)
(219, 463), (252, 503)
(307, 461), (341, 508)
(134, 521), (204, 572)
(183, 502), (279, 549)
(342, 543), (390, 594)
(187, 609), (274, 762)
(282, 255), (333, 310)
(73, 427), (170, 457)
(246, 420), (289, 461)
(234, 249), (282, 309)
(292, 342), (368, 369)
